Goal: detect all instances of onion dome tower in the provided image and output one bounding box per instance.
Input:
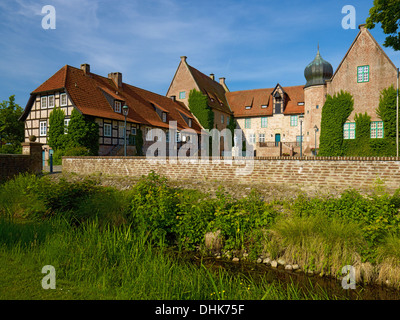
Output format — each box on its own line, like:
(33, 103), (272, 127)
(304, 46), (333, 88)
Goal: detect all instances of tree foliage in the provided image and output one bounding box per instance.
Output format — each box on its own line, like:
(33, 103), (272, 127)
(318, 91), (354, 156)
(48, 106), (67, 151)
(366, 0), (400, 51)
(0, 95), (24, 153)
(67, 109), (99, 155)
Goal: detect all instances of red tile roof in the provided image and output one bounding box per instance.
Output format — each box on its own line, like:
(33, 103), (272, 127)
(187, 65), (232, 115)
(24, 65), (202, 133)
(226, 85), (304, 117)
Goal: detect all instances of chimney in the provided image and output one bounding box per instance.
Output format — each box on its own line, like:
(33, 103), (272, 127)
(170, 95), (176, 101)
(219, 77), (230, 92)
(180, 56), (187, 63)
(81, 63), (90, 74)
(210, 74), (215, 81)
(108, 72), (122, 88)
(358, 23), (366, 30)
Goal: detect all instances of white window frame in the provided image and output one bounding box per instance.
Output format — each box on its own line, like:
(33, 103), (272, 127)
(64, 119), (70, 134)
(60, 93), (68, 106)
(104, 123), (112, 137)
(40, 121), (47, 136)
(47, 95), (55, 108)
(259, 133), (265, 143)
(249, 133), (256, 144)
(145, 127), (153, 141)
(115, 101), (122, 113)
(41, 96), (47, 109)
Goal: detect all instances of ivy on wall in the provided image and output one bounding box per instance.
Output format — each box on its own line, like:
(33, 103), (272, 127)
(318, 90), (354, 157)
(188, 89), (214, 130)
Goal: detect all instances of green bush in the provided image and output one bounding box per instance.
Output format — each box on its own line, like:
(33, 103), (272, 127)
(36, 176), (101, 221)
(129, 172), (180, 243)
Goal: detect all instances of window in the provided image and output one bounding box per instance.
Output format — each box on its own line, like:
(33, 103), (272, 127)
(166, 130), (170, 143)
(296, 135), (303, 143)
(188, 118), (192, 127)
(48, 95), (55, 108)
(119, 126), (125, 138)
(145, 127), (153, 141)
(343, 122), (356, 140)
(371, 121), (384, 139)
(176, 131), (181, 142)
(245, 118), (251, 129)
(261, 105), (267, 109)
(60, 93), (67, 106)
(316, 105), (319, 109)
(104, 123), (112, 137)
(249, 133), (256, 144)
(298, 102), (305, 106)
(221, 115), (224, 124)
(41, 96), (47, 109)
(64, 119), (70, 134)
(290, 115), (298, 127)
(261, 117), (268, 128)
(115, 101), (122, 113)
(274, 103), (282, 114)
(40, 121), (47, 136)
(357, 65), (369, 83)
(227, 117), (230, 125)
(179, 91), (186, 99)
(259, 133), (265, 143)
(162, 112), (167, 123)
(245, 106), (252, 110)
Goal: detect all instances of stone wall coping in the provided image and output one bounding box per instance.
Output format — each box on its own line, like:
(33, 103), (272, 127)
(62, 156), (400, 162)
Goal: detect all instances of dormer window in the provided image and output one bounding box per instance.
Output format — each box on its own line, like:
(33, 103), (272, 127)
(115, 101), (122, 113)
(298, 102), (305, 106)
(245, 106), (252, 110)
(162, 112), (167, 123)
(188, 118), (192, 127)
(261, 105), (267, 109)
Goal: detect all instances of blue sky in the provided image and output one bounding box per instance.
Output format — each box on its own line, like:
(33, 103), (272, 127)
(0, 0), (399, 108)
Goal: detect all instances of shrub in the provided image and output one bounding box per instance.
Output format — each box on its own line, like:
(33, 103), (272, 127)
(128, 172), (180, 243)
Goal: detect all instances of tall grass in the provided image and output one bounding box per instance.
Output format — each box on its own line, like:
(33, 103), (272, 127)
(266, 214), (366, 276)
(0, 219), (332, 300)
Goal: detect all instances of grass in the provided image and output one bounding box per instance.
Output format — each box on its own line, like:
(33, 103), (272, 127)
(2, 172), (400, 298)
(0, 218), (332, 300)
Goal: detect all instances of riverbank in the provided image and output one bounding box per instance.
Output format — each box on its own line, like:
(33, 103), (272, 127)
(1, 172), (400, 297)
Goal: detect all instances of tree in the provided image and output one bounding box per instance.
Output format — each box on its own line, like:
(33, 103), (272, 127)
(0, 95), (24, 153)
(318, 91), (354, 156)
(67, 108), (99, 155)
(48, 105), (67, 151)
(366, 0), (400, 51)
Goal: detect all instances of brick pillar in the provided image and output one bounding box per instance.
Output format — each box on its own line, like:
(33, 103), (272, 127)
(22, 142), (43, 173)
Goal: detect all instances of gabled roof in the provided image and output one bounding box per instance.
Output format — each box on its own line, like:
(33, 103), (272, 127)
(186, 64), (232, 115)
(226, 85), (304, 118)
(328, 25), (397, 83)
(21, 65), (202, 133)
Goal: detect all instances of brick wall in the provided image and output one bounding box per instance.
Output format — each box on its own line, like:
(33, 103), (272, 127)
(63, 156), (400, 192)
(0, 142), (43, 181)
